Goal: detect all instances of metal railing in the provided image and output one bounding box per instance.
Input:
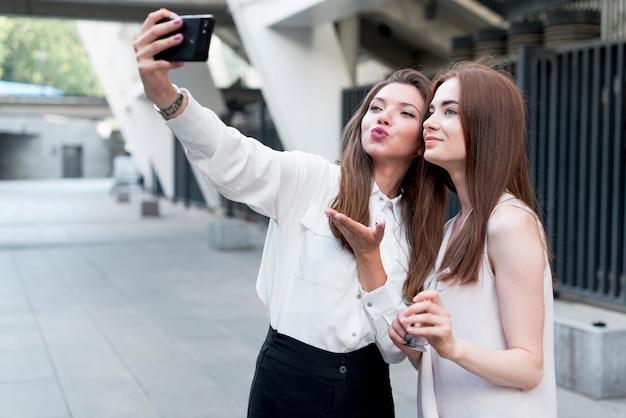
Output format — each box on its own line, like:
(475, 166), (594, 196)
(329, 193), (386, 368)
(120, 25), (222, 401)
(518, 39), (626, 311)
(602, 0), (626, 40)
(340, 38), (626, 312)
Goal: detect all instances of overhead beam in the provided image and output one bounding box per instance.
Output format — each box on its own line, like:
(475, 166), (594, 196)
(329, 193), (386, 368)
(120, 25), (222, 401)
(359, 17), (438, 70)
(503, 0), (574, 19)
(0, 96), (111, 118)
(266, 0), (386, 28)
(362, 0), (503, 64)
(0, 0), (234, 25)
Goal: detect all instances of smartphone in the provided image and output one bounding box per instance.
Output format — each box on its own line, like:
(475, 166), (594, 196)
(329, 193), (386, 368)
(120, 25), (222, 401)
(155, 14), (215, 62)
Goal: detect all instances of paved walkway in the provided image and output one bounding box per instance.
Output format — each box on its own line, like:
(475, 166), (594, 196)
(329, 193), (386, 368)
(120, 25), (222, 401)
(0, 178), (625, 418)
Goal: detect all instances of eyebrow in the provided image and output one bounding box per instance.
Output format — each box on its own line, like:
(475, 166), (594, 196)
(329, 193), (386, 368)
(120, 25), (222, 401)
(429, 99), (459, 109)
(373, 97), (420, 111)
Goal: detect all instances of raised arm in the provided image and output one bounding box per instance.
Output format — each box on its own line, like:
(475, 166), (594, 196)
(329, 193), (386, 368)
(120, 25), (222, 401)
(133, 8), (187, 118)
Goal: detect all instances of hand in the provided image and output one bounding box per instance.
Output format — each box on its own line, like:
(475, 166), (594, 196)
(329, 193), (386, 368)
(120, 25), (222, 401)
(324, 208), (385, 257)
(399, 290), (457, 359)
(133, 8), (185, 109)
(389, 316), (421, 354)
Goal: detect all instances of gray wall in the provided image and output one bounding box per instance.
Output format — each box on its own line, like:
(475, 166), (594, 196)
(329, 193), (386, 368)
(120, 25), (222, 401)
(0, 115), (115, 180)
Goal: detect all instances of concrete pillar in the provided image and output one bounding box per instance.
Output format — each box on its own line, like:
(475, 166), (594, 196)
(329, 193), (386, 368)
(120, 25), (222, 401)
(77, 21), (225, 209)
(554, 300), (626, 399)
(338, 15), (360, 85)
(225, 0), (387, 161)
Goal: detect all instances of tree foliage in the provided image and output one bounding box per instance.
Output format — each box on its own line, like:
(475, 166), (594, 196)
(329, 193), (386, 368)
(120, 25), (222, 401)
(0, 16), (103, 96)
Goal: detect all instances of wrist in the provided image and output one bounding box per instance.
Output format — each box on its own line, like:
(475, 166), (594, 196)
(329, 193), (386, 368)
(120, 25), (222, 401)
(406, 350), (423, 369)
(355, 248), (382, 264)
(152, 84), (179, 109)
(441, 338), (464, 362)
(154, 85), (185, 119)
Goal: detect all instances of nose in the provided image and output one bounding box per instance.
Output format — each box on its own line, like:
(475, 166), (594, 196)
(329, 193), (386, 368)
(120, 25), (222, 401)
(377, 109), (391, 126)
(423, 112), (436, 130)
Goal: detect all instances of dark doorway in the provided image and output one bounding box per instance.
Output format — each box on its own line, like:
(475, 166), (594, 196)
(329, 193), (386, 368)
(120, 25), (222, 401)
(62, 145), (83, 178)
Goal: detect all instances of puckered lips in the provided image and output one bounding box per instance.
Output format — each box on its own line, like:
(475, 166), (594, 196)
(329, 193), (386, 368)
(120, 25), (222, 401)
(371, 126), (388, 140)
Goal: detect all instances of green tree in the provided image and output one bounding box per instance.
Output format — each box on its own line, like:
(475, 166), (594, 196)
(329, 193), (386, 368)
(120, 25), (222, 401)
(0, 16), (103, 96)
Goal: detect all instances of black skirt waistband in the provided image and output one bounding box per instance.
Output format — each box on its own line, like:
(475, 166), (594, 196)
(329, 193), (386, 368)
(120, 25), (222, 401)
(262, 327), (387, 381)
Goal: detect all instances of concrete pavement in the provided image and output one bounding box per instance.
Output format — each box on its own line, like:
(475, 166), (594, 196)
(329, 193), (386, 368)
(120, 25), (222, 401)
(0, 178), (625, 418)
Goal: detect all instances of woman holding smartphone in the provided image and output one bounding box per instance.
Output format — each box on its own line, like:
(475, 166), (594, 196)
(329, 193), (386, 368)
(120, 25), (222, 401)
(134, 9), (445, 418)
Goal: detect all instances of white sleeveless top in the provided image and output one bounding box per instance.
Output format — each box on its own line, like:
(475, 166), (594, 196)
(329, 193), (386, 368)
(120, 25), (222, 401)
(417, 194), (557, 418)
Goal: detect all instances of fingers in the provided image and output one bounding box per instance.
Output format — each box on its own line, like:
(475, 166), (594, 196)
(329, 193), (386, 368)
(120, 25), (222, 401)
(324, 209), (361, 236)
(401, 298), (452, 347)
(140, 9), (178, 39)
(324, 209), (384, 241)
(400, 298), (445, 331)
(324, 209), (356, 227)
(135, 9), (169, 49)
(390, 316), (405, 336)
(134, 9), (185, 103)
(373, 220), (385, 241)
(134, 8), (184, 61)
(402, 297), (435, 318)
(413, 289), (441, 303)
(389, 318), (409, 347)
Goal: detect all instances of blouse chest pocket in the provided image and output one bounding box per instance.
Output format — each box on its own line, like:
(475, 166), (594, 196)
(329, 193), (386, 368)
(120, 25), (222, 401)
(293, 205), (356, 292)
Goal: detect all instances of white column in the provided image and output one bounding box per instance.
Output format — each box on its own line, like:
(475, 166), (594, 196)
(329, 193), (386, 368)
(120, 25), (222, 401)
(77, 20), (224, 208)
(226, 0), (386, 161)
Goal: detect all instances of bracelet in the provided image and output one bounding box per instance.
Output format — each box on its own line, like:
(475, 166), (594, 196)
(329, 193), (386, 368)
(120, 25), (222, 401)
(154, 85), (184, 118)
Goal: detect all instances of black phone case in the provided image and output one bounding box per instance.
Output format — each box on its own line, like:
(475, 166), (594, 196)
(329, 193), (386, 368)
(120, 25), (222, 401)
(155, 14), (215, 62)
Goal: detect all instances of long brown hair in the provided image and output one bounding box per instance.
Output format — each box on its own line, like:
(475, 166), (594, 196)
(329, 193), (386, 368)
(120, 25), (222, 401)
(330, 69), (448, 300)
(423, 60), (539, 288)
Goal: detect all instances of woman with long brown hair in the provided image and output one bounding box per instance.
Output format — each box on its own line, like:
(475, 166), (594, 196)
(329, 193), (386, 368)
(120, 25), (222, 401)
(134, 8), (445, 417)
(391, 61), (557, 417)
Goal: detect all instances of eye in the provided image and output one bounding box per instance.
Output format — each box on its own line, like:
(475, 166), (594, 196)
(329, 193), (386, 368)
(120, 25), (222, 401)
(369, 104), (382, 112)
(445, 108), (458, 116)
(401, 110), (416, 118)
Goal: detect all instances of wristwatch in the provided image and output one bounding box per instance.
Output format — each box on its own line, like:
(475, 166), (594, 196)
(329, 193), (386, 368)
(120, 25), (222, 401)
(154, 85), (184, 118)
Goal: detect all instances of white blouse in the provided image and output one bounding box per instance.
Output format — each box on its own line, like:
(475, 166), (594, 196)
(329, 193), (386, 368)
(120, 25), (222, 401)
(418, 194), (557, 417)
(165, 90), (409, 363)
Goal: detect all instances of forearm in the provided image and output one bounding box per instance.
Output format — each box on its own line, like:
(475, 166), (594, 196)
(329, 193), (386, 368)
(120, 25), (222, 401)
(407, 351), (422, 370)
(359, 266), (407, 363)
(371, 323), (406, 364)
(355, 250), (387, 291)
(447, 339), (543, 390)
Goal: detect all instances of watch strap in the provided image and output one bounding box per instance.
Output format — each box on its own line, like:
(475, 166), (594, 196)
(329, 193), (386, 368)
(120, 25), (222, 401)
(154, 85), (184, 118)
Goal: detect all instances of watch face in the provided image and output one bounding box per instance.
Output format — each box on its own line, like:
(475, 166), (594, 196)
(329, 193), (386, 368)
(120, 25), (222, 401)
(156, 90), (183, 117)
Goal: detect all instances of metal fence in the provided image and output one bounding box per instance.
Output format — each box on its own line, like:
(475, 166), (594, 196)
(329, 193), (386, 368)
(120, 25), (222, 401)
(173, 138), (205, 207)
(341, 39), (626, 312)
(601, 0), (626, 40)
(172, 37), (625, 312)
(518, 39), (626, 312)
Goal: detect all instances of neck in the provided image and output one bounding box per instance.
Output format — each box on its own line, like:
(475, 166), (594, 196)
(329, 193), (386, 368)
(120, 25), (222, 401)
(374, 175), (402, 198)
(373, 163), (409, 198)
(451, 176), (472, 220)
(447, 170), (473, 241)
